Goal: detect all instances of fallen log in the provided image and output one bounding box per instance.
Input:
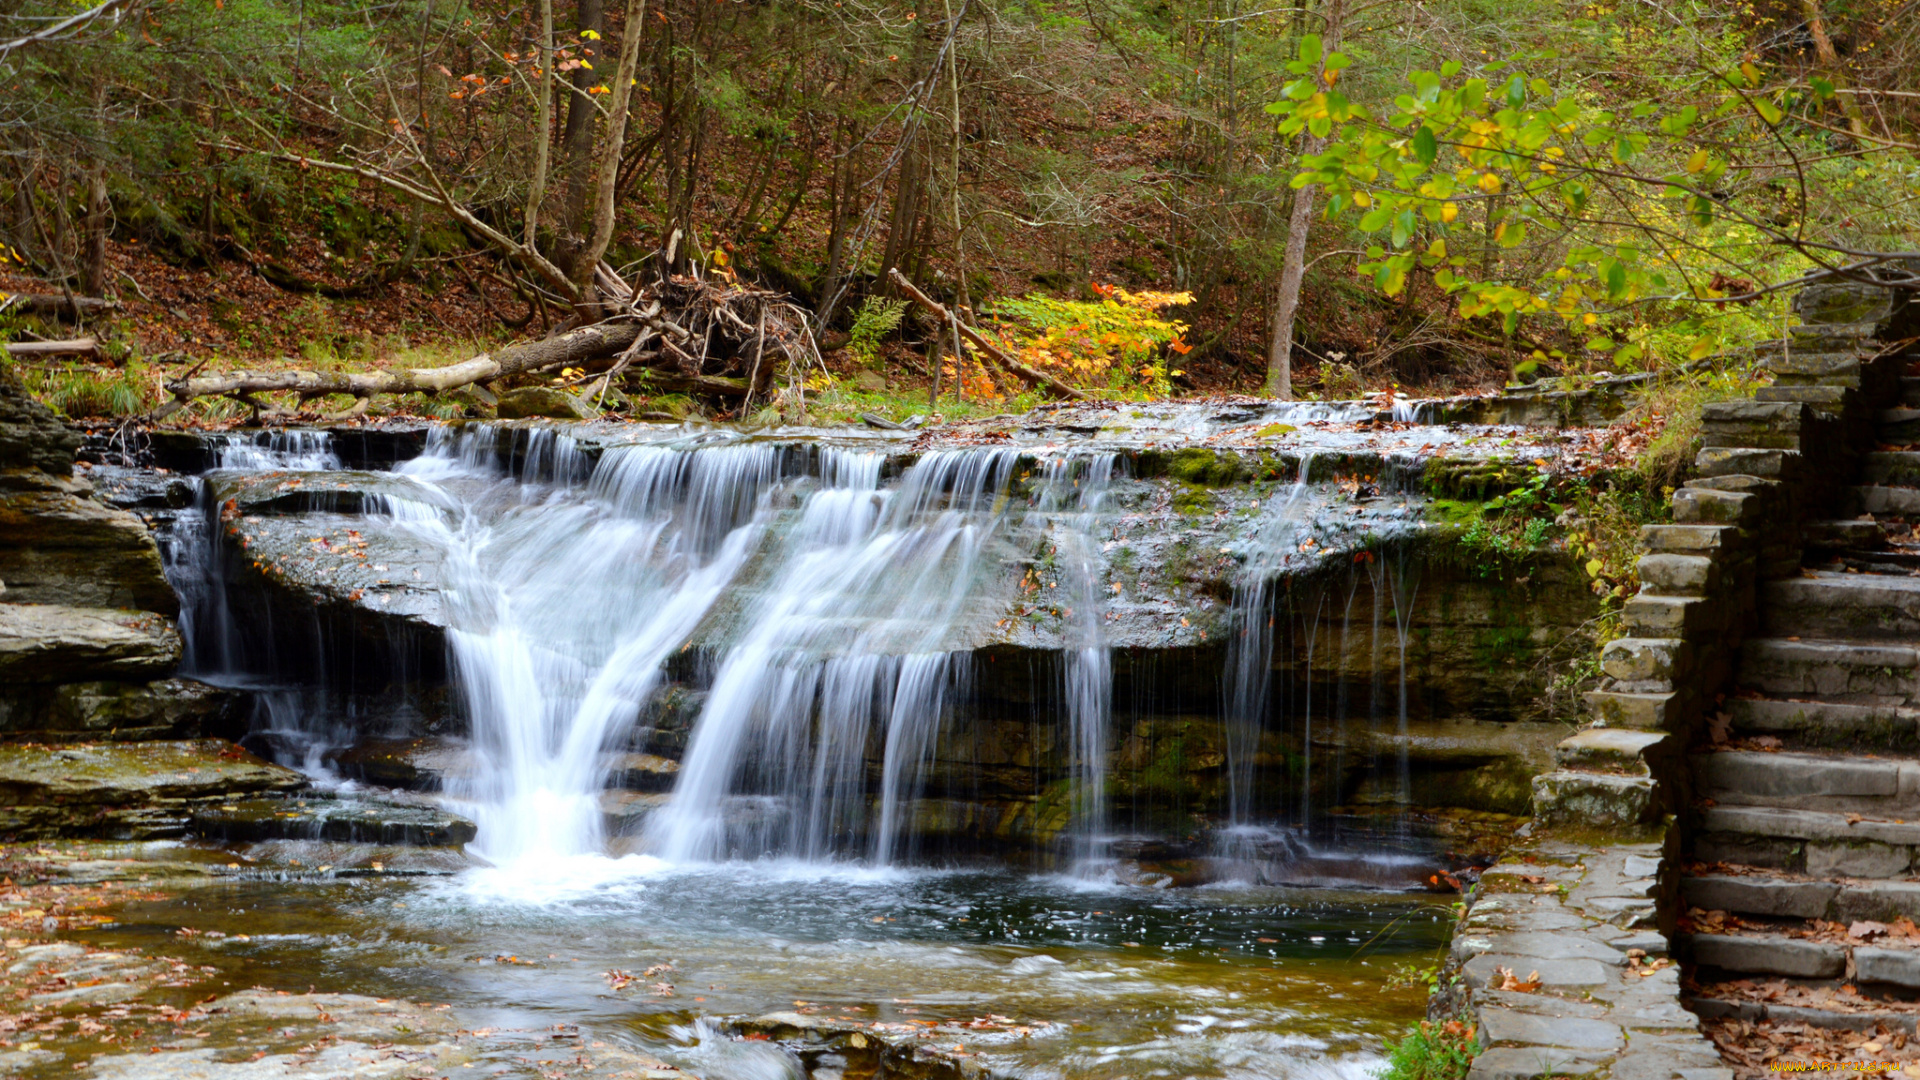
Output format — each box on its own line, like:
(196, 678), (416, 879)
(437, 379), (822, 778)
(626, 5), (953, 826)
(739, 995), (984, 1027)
(153, 321), (643, 420)
(5, 338), (99, 359)
(1, 292), (117, 321)
(887, 268), (1085, 401)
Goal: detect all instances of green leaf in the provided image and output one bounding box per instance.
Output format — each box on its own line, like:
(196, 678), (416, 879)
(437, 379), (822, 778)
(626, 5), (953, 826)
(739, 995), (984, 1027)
(1811, 76), (1835, 100)
(1753, 95), (1784, 125)
(1602, 260), (1627, 300)
(1440, 60), (1462, 77)
(1390, 209), (1414, 248)
(1584, 336), (1615, 351)
(1359, 207), (1392, 232)
(1412, 125), (1438, 166)
(1325, 51), (1351, 71)
(1299, 33), (1322, 66)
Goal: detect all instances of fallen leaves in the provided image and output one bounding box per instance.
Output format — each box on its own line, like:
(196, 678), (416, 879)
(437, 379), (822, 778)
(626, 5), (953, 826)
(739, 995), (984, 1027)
(1494, 965), (1542, 992)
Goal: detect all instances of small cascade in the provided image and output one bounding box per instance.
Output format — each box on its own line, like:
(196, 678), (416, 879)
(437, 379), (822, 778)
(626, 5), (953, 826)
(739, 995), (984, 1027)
(1219, 455), (1317, 839)
(209, 429), (342, 471)
(1044, 455), (1117, 870)
(385, 428), (799, 862)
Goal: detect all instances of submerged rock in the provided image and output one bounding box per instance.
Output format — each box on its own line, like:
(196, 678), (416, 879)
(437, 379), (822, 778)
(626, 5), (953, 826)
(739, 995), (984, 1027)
(189, 792), (476, 846)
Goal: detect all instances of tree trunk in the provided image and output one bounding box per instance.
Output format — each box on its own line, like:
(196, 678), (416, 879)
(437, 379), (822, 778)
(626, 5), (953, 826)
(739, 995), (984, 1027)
(1264, 0), (1345, 400)
(555, 0), (606, 274)
(572, 0), (652, 308)
(524, 0), (555, 248)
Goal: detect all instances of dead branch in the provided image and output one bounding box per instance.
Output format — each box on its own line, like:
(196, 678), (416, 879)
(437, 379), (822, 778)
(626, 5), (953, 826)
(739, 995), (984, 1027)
(149, 268), (813, 419)
(5, 338), (100, 359)
(1, 292), (118, 321)
(887, 268), (1085, 400)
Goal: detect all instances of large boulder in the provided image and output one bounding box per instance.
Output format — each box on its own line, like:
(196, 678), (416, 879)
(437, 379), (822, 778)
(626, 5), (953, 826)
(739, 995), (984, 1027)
(0, 474), (177, 613)
(0, 369), (175, 613)
(0, 604), (180, 682)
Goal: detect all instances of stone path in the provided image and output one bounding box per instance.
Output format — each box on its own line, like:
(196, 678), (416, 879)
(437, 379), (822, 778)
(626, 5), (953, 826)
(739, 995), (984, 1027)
(1454, 840), (1730, 1080)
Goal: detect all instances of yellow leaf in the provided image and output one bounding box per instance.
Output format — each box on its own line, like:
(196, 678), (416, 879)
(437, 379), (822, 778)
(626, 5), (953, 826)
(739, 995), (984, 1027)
(1585, 559), (1604, 578)
(1440, 202), (1459, 224)
(1476, 172), (1502, 194)
(1685, 149), (1710, 174)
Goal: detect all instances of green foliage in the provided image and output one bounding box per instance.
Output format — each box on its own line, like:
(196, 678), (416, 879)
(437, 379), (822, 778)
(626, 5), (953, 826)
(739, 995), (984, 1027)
(1265, 32), (1911, 374)
(1375, 1014), (1479, 1080)
(847, 296), (908, 368)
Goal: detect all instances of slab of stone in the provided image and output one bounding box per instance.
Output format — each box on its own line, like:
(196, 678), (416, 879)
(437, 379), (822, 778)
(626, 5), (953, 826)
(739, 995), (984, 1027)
(1465, 931), (1627, 965)
(1833, 879), (1920, 922)
(1693, 750), (1899, 801)
(188, 794), (476, 847)
(0, 481), (177, 614)
(1687, 934), (1845, 978)
(1463, 954), (1612, 990)
(0, 603), (180, 682)
(1681, 875), (1837, 919)
(1555, 728), (1667, 774)
(0, 739), (302, 807)
(1467, 1047), (1605, 1080)
(1807, 840), (1912, 878)
(1532, 770), (1656, 826)
(1702, 804), (1920, 847)
(1853, 945), (1920, 989)
(1477, 1007), (1623, 1051)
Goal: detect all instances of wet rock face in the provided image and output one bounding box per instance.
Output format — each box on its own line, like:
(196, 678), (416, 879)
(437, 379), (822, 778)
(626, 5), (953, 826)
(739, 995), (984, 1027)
(0, 676), (240, 742)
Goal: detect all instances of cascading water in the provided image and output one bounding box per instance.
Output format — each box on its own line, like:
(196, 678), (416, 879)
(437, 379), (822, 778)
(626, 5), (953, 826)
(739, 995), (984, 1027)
(1219, 455), (1317, 843)
(649, 448), (1040, 865)
(379, 427), (799, 862)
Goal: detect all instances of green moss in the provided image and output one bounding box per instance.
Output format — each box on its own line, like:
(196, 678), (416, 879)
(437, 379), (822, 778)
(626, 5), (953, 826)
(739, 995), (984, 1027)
(1166, 447), (1246, 486)
(1171, 484), (1214, 516)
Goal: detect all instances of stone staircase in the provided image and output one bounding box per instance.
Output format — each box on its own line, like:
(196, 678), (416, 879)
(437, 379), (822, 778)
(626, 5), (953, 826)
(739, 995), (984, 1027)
(1683, 376), (1920, 1039)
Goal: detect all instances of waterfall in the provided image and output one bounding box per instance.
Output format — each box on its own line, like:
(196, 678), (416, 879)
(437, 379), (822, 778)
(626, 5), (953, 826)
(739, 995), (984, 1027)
(383, 428), (803, 863)
(648, 449), (1019, 864)
(1040, 455), (1117, 869)
(1219, 455), (1316, 836)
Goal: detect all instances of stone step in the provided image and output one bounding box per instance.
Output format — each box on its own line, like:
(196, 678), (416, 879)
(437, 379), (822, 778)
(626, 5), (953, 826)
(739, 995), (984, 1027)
(1881, 408), (1920, 444)
(1904, 377), (1920, 409)
(1695, 804), (1920, 877)
(1683, 870), (1920, 923)
(1736, 637), (1920, 704)
(1760, 573), (1920, 641)
(1692, 749), (1920, 815)
(1729, 696), (1920, 752)
(1862, 452), (1920, 488)
(1686, 929), (1920, 991)
(1848, 486), (1920, 516)
(1805, 519), (1889, 550)
(1691, 993), (1920, 1035)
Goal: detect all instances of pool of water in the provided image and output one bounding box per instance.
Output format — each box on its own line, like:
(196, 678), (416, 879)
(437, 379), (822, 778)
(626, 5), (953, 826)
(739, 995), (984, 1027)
(79, 845), (1448, 1079)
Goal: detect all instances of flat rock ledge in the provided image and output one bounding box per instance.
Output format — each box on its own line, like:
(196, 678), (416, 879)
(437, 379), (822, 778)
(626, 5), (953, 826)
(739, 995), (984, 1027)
(1451, 840), (1729, 1080)
(0, 739), (302, 840)
(0, 602), (180, 683)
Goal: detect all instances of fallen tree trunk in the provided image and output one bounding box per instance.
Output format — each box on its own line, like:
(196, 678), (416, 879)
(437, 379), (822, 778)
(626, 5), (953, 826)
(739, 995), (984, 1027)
(2, 293), (117, 321)
(154, 321), (643, 419)
(5, 338), (100, 359)
(887, 268), (1085, 401)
